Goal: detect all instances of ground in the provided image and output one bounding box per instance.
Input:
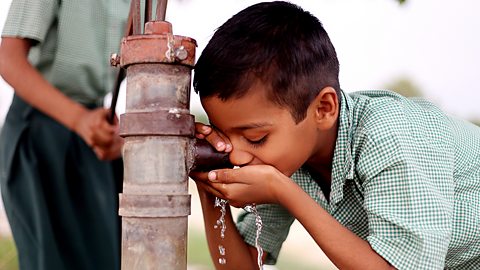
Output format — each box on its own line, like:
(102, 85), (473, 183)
(0, 185), (337, 270)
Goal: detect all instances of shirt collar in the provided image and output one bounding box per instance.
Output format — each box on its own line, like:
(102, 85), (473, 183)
(329, 90), (355, 206)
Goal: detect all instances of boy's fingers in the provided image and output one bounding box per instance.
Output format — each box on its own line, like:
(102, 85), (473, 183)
(194, 178), (225, 198)
(215, 130), (232, 152)
(203, 128), (233, 152)
(195, 123), (212, 136)
(204, 132), (228, 152)
(195, 133), (206, 139)
(208, 169), (243, 184)
(194, 122), (233, 152)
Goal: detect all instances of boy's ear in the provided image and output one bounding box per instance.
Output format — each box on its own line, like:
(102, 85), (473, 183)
(312, 86), (339, 129)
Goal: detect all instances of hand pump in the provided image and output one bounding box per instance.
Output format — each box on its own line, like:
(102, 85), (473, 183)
(111, 1), (230, 268)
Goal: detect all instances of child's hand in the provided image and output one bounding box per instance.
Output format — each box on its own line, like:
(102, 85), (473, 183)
(73, 108), (117, 148)
(195, 122), (232, 153)
(93, 134), (124, 160)
(72, 108), (124, 160)
(91, 111), (123, 160)
(200, 165), (287, 208)
(191, 122), (232, 193)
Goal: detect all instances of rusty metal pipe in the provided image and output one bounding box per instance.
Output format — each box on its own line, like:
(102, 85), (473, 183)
(119, 60), (194, 269)
(116, 2), (231, 269)
(156, 0), (168, 21)
(145, 0), (153, 22)
(132, 0), (142, 35)
(118, 62), (230, 269)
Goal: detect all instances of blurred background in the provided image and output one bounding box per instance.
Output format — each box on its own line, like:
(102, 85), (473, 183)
(1, 0), (479, 269)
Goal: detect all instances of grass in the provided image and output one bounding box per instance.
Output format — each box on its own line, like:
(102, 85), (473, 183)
(0, 237), (18, 270)
(0, 230), (324, 270)
(188, 228), (325, 270)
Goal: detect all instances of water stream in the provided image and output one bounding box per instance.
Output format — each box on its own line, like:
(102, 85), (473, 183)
(214, 197), (264, 270)
(214, 197), (228, 265)
(244, 204), (264, 270)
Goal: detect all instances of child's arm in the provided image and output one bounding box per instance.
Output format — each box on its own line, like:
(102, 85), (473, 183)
(0, 37), (120, 159)
(207, 166), (396, 270)
(277, 175), (396, 270)
(194, 182), (260, 270)
(191, 123), (260, 269)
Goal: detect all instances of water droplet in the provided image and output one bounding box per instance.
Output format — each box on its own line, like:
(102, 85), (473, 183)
(218, 245), (226, 256)
(244, 205), (254, 213)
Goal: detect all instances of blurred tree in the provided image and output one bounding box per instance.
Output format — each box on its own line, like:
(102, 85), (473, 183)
(384, 77), (423, 97)
(384, 78), (480, 126)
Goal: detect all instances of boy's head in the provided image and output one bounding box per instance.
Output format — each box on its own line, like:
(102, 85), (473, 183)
(194, 1), (340, 123)
(194, 1), (340, 175)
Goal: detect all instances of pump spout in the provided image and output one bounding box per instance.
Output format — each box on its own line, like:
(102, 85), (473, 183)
(189, 139), (232, 172)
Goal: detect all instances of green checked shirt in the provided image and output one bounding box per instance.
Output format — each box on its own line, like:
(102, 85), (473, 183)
(237, 90), (480, 269)
(2, 0), (130, 105)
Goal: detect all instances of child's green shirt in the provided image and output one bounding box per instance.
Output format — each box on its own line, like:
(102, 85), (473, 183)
(2, 0), (129, 105)
(237, 90), (480, 269)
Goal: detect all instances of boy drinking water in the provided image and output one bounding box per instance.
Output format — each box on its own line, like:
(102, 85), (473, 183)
(190, 2), (480, 269)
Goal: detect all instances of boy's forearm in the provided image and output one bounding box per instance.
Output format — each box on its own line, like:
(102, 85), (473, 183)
(275, 178), (395, 270)
(197, 187), (257, 270)
(0, 38), (87, 131)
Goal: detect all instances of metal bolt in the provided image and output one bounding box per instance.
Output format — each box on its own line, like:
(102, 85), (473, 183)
(110, 53), (120, 67)
(174, 46), (188, 61)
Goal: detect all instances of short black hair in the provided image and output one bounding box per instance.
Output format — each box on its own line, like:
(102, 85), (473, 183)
(193, 1), (340, 123)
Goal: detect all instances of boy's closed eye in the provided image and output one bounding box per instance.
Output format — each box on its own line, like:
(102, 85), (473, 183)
(245, 135), (268, 148)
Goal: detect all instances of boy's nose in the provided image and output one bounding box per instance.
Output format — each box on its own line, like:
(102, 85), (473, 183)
(228, 147), (254, 167)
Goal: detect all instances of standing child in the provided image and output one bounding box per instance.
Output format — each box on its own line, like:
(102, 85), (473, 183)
(190, 1), (480, 269)
(0, 0), (129, 269)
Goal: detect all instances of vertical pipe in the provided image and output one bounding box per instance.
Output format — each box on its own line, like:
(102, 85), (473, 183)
(118, 18), (197, 269)
(120, 64), (192, 270)
(117, 2), (231, 269)
(145, 0), (153, 22)
(156, 0), (168, 21)
(132, 0), (142, 35)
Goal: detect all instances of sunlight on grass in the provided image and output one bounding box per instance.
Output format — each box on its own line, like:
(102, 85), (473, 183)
(0, 237), (18, 270)
(187, 228), (326, 270)
(1, 229), (324, 270)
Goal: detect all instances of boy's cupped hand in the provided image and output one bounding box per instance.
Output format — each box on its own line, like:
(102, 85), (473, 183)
(192, 165), (284, 208)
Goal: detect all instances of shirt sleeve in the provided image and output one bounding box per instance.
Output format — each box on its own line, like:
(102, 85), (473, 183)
(236, 203), (295, 265)
(356, 126), (455, 270)
(2, 0), (59, 43)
